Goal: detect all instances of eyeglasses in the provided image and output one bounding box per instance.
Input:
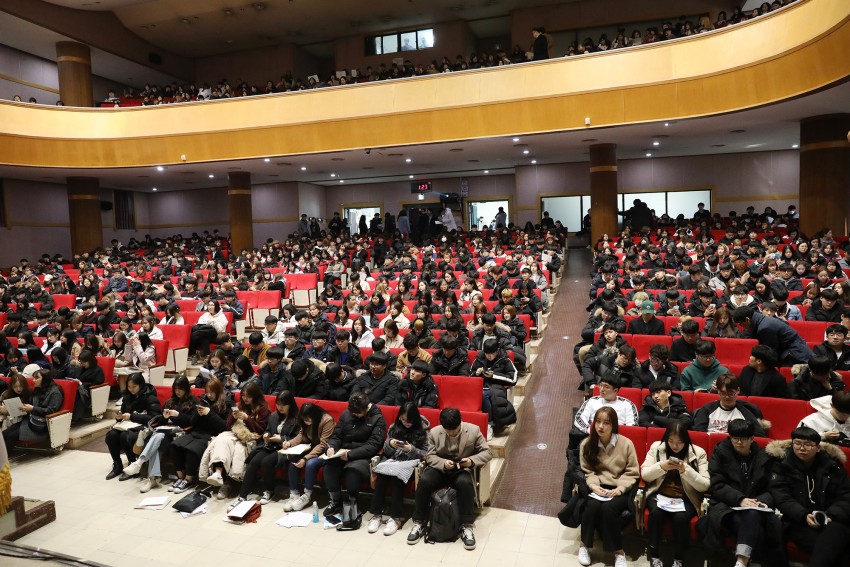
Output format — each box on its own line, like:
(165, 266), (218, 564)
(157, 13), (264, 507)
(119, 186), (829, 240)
(697, 354), (715, 360)
(730, 437), (752, 444)
(792, 441), (818, 450)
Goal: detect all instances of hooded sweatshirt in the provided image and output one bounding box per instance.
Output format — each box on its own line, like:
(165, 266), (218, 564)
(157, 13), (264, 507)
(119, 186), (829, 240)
(798, 395), (850, 441)
(679, 357), (729, 392)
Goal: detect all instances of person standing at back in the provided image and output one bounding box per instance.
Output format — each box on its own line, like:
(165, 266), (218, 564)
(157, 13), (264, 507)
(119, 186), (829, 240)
(532, 27), (550, 60)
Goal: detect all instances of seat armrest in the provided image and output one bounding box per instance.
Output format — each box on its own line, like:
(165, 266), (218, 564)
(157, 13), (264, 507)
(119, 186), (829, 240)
(149, 364), (166, 386)
(47, 410), (72, 450)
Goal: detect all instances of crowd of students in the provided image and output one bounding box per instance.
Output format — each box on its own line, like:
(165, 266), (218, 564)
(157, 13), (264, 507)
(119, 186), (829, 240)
(562, 203), (850, 566)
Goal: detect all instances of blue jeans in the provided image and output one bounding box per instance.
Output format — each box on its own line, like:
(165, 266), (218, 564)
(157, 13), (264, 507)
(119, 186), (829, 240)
(287, 457), (323, 492)
(482, 388), (493, 424)
(140, 432), (167, 478)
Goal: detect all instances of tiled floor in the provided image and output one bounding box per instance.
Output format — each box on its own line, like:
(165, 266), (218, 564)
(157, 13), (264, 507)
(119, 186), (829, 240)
(11, 451), (656, 567)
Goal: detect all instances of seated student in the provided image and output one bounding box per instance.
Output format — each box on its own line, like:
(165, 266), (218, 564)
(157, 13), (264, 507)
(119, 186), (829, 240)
(253, 347), (289, 396)
(806, 289), (843, 322)
(322, 391), (387, 526)
(572, 406), (639, 567)
(395, 333), (433, 376)
(325, 330), (363, 370)
(702, 419), (786, 567)
(350, 316), (375, 350)
(641, 421), (709, 567)
(232, 391), (299, 508)
(799, 390), (850, 443)
(788, 354), (846, 401)
(771, 286), (802, 321)
(122, 332), (157, 389)
(633, 344), (680, 389)
(470, 339), (518, 432)
(201, 381), (270, 500)
(693, 374), (767, 436)
(293, 310), (315, 345)
(738, 345), (788, 398)
(66, 350), (105, 420)
(0, 374), (31, 431)
(639, 380), (692, 429)
(280, 329), (304, 362)
(688, 287), (722, 320)
(574, 374), (639, 435)
(242, 332), (269, 366)
(679, 340), (729, 392)
(367, 402), (429, 536)
(702, 306), (741, 338)
(195, 349), (234, 389)
(279, 402), (335, 512)
(658, 289), (687, 318)
(813, 324), (850, 372)
(733, 306), (813, 366)
(592, 345), (641, 392)
(406, 407), (491, 550)
(670, 319), (701, 362)
(431, 335), (470, 376)
(317, 362), (356, 402)
(768, 426), (850, 567)
(627, 302), (665, 336)
(122, 376), (196, 492)
(284, 358), (323, 398)
(260, 315), (286, 345)
(0, 346), (26, 376)
(140, 316), (163, 341)
(303, 331), (332, 361)
(396, 359), (439, 408)
(353, 352), (399, 405)
(168, 377), (232, 494)
(443, 318), (471, 352)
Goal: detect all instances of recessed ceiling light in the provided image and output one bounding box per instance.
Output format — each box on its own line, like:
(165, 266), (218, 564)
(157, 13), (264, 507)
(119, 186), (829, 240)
(156, 166), (164, 172)
(208, 174), (214, 178)
(263, 158), (270, 162)
(522, 150), (530, 155)
(483, 170), (489, 174)
(645, 153), (652, 157)
(512, 137), (519, 142)
(330, 173), (336, 177)
(531, 160), (537, 164)
(152, 187), (157, 191)
(339, 180), (344, 183)
(652, 141), (660, 147)
(792, 144), (799, 149)
(664, 123), (670, 127)
(300, 166), (307, 171)
(405, 158), (412, 163)
(409, 175), (414, 179)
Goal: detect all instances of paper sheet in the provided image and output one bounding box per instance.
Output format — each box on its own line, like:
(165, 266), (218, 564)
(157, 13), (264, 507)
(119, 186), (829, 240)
(2, 397), (24, 419)
(731, 505), (773, 512)
(275, 511), (313, 527)
(135, 496), (170, 510)
(320, 449), (349, 460)
(278, 443), (311, 456)
(588, 493), (612, 502)
(656, 495), (686, 512)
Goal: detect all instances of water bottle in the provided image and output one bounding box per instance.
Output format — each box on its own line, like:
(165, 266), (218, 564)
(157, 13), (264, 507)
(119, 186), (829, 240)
(312, 501), (319, 523)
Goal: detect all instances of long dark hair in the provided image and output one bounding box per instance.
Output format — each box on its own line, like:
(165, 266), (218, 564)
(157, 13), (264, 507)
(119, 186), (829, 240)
(581, 406), (620, 472)
(204, 376), (227, 415)
(233, 355), (256, 381)
(662, 420), (692, 459)
(0, 373), (31, 403)
(239, 381), (268, 415)
(168, 375), (196, 412)
(297, 402), (331, 444)
(275, 390), (299, 419)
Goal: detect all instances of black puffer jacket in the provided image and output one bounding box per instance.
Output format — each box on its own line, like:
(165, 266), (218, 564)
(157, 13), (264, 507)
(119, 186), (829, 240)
(317, 366), (356, 402)
(283, 359), (324, 398)
(352, 369), (399, 406)
(632, 360), (680, 389)
(638, 393), (692, 429)
(328, 404), (387, 461)
(121, 383), (162, 426)
(470, 349), (517, 387)
(396, 374), (439, 408)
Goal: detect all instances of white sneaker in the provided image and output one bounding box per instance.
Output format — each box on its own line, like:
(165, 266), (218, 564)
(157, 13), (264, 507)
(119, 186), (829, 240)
(206, 471), (223, 487)
(215, 484), (229, 500)
(487, 424), (494, 441)
(290, 493), (310, 511)
(281, 493), (298, 511)
(383, 517), (399, 536)
(614, 553), (629, 567)
(227, 496), (245, 512)
(367, 515), (383, 533)
(140, 477), (160, 493)
(650, 559), (663, 567)
(577, 546), (591, 566)
(671, 560), (683, 567)
(123, 459), (143, 476)
(259, 491), (273, 505)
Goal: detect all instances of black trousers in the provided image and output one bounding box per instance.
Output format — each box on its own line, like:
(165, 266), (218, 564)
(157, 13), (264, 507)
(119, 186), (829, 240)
(721, 510), (788, 566)
(169, 435), (209, 478)
(787, 521), (850, 567)
(239, 450), (281, 498)
(646, 493), (696, 559)
(580, 492), (630, 552)
(369, 473), (407, 518)
(413, 468), (476, 525)
(323, 458), (370, 500)
(105, 429), (139, 468)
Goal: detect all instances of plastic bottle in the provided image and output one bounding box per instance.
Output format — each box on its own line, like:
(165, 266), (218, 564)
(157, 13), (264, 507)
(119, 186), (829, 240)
(312, 501), (319, 523)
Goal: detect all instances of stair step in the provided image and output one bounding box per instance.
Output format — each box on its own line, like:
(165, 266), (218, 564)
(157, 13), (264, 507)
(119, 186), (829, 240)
(67, 419), (113, 449)
(514, 374), (531, 397)
(527, 338), (542, 356)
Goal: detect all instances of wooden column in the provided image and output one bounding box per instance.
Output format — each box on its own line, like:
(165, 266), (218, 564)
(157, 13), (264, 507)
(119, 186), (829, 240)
(228, 172), (254, 253)
(55, 42), (93, 107)
(799, 115), (850, 237)
(67, 177), (102, 255)
(589, 143), (618, 244)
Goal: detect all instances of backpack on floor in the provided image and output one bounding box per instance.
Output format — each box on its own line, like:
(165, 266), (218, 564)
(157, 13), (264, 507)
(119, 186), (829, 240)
(425, 487), (461, 543)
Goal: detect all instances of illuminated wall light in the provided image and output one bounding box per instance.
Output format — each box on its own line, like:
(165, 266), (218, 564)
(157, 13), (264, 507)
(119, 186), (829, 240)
(405, 158), (412, 163)
(208, 174), (214, 178)
(152, 187), (158, 191)
(652, 141), (660, 147)
(512, 137), (519, 142)
(263, 158), (270, 162)
(300, 166), (307, 171)
(483, 170), (489, 174)
(645, 153), (652, 157)
(330, 173), (336, 177)
(522, 150), (529, 155)
(156, 166), (165, 172)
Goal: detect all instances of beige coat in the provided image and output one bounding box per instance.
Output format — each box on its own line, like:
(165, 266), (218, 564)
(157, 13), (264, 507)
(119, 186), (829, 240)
(640, 440), (710, 511)
(199, 431), (249, 481)
(425, 423), (492, 471)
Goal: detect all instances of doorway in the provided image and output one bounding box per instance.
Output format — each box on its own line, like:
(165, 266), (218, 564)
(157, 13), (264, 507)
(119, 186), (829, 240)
(343, 206), (381, 236)
(466, 199), (509, 230)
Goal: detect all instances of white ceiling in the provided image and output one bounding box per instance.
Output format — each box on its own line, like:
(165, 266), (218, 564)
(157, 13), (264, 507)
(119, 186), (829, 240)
(3, 78), (848, 192)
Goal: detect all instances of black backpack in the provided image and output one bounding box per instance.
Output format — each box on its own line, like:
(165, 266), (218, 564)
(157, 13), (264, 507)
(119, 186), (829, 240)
(425, 487), (461, 543)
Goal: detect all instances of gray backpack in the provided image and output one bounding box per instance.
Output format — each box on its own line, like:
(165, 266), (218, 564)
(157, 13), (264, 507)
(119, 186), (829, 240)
(425, 487), (460, 543)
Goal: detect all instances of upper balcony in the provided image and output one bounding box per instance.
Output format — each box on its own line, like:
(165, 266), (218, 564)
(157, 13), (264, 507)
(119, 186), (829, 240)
(0, 0), (848, 170)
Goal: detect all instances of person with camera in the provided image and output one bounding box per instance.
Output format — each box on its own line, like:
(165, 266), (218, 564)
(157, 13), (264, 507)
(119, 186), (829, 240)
(768, 426), (850, 567)
(406, 407), (491, 550)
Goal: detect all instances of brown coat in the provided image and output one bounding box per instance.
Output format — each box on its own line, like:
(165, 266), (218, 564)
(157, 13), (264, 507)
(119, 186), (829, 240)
(396, 348), (433, 374)
(425, 422), (492, 471)
(287, 413), (335, 461)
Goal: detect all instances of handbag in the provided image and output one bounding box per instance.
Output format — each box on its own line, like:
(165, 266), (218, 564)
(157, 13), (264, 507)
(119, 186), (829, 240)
(373, 458), (419, 484)
(133, 428), (152, 455)
(28, 414), (48, 433)
(172, 491), (207, 513)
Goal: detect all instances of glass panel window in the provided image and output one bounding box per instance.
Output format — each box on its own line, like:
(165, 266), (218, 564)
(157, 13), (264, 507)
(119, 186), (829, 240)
(372, 37), (383, 55)
(400, 32), (417, 52)
(417, 29), (434, 49)
(666, 189), (712, 220)
(382, 34), (399, 54)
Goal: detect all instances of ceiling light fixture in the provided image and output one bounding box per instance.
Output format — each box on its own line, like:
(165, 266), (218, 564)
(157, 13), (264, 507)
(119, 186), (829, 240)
(484, 170), (489, 174)
(792, 144), (799, 149)
(156, 166), (164, 172)
(152, 187), (158, 191)
(409, 175), (414, 179)
(512, 137), (519, 142)
(664, 122), (670, 127)
(300, 166), (307, 171)
(263, 158), (270, 162)
(330, 173), (336, 177)
(339, 180), (344, 183)
(531, 160), (537, 164)
(208, 174), (214, 178)
(522, 149), (530, 155)
(645, 153), (652, 157)
(405, 158), (412, 163)
(652, 141), (660, 147)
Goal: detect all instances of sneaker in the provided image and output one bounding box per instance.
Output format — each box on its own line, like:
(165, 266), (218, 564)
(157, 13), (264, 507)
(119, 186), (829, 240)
(383, 517), (399, 536)
(168, 479), (181, 492)
(259, 491), (273, 505)
(215, 484), (230, 500)
(173, 479), (192, 494)
(140, 477), (160, 493)
(672, 560), (683, 567)
(650, 559), (663, 567)
(290, 494), (310, 511)
(118, 472), (136, 481)
(487, 424), (494, 441)
(367, 515), (383, 533)
(323, 500), (343, 518)
(105, 467), (122, 481)
(206, 471), (224, 487)
(407, 522), (425, 545)
(577, 546), (591, 566)
(614, 553), (629, 567)
(227, 496), (245, 511)
(123, 459), (143, 476)
(461, 525), (476, 550)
